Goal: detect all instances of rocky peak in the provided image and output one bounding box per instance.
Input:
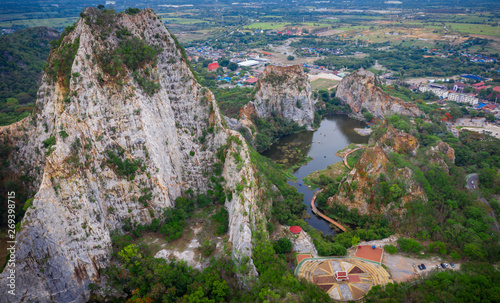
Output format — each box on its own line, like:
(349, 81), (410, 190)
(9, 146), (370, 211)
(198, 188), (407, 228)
(0, 8), (264, 302)
(379, 125), (419, 155)
(433, 141), (455, 163)
(336, 69), (423, 118)
(328, 127), (426, 216)
(252, 65), (315, 128)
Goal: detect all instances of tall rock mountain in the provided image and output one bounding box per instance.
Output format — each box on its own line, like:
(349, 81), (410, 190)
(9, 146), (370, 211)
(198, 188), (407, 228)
(336, 69), (423, 118)
(0, 8), (264, 302)
(251, 65), (315, 129)
(328, 125), (426, 215)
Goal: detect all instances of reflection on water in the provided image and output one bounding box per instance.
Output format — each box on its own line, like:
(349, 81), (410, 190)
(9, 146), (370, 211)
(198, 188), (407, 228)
(263, 115), (369, 235)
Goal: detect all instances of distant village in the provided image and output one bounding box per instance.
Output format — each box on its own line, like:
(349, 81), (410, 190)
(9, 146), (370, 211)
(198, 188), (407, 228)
(186, 44), (500, 133)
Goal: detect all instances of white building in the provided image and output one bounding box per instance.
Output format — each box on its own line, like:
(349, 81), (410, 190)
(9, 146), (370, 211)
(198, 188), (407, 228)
(447, 93), (478, 105)
(419, 86), (478, 105)
(419, 86), (448, 98)
(237, 60), (261, 67)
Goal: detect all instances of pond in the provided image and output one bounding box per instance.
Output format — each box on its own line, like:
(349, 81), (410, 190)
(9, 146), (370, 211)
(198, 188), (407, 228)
(262, 115), (369, 235)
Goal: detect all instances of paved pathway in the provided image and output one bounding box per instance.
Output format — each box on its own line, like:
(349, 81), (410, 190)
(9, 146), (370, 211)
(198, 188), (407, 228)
(343, 147), (367, 169)
(311, 191), (347, 232)
(466, 173), (499, 231)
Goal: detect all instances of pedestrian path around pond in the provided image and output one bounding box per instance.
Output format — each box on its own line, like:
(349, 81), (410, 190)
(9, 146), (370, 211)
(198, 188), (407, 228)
(343, 146), (367, 169)
(311, 190), (347, 232)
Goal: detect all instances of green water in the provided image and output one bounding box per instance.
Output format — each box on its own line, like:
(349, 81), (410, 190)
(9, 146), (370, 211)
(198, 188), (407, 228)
(263, 115), (369, 235)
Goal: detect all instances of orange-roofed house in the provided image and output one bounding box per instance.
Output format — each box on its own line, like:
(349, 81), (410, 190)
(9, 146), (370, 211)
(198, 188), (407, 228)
(207, 62), (219, 71)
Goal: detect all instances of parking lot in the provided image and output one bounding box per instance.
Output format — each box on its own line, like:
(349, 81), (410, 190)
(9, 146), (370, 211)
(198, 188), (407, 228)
(382, 253), (460, 282)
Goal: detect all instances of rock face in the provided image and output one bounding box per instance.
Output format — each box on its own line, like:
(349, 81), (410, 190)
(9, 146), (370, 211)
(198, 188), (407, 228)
(252, 65), (315, 128)
(328, 128), (426, 215)
(336, 69), (423, 118)
(433, 141), (455, 163)
(378, 125), (419, 155)
(425, 141), (456, 174)
(0, 8), (264, 302)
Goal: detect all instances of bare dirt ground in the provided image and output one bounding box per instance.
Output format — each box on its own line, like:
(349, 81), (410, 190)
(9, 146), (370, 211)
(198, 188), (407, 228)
(309, 73), (343, 81)
(405, 75), (460, 85)
(316, 29), (346, 37)
(254, 45), (320, 66)
(459, 124), (500, 139)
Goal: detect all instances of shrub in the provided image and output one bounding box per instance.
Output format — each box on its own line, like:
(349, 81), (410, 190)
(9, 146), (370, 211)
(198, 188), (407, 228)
(317, 242), (347, 256)
(212, 208), (229, 235)
(43, 136), (56, 149)
(273, 238), (293, 254)
(105, 148), (142, 179)
(397, 238), (424, 254)
(428, 241), (447, 255)
(384, 244), (398, 254)
(450, 250), (461, 260)
(124, 7), (141, 15)
(201, 239), (216, 257)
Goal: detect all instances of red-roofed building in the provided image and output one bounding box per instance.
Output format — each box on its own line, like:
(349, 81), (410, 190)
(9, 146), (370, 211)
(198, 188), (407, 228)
(453, 82), (467, 92)
(334, 271), (349, 282)
(244, 78), (259, 84)
(472, 82), (485, 88)
(207, 62), (219, 71)
(476, 85), (489, 91)
(483, 104), (498, 112)
(493, 86), (500, 93)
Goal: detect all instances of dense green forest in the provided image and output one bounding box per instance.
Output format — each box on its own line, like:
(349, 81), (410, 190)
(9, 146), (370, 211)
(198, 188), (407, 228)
(0, 27), (58, 125)
(365, 262), (500, 302)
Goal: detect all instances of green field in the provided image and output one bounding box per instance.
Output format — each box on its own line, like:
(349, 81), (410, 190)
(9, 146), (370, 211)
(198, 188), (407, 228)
(162, 18), (208, 25)
(445, 23), (500, 37)
(244, 22), (291, 30)
(333, 25), (371, 31)
(0, 17), (78, 28)
(310, 78), (339, 90)
(0, 12), (60, 22)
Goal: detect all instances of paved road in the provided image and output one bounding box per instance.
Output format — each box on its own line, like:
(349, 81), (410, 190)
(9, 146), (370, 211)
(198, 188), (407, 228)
(466, 173), (478, 190)
(466, 174), (499, 231)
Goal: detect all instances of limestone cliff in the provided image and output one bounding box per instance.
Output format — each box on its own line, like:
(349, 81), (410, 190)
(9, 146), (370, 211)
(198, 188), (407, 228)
(336, 69), (423, 118)
(252, 65), (315, 129)
(425, 141), (456, 174)
(378, 125), (419, 156)
(328, 128), (426, 215)
(0, 8), (265, 302)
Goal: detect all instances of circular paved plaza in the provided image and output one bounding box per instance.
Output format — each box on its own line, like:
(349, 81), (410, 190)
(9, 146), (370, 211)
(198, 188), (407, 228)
(296, 258), (392, 301)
